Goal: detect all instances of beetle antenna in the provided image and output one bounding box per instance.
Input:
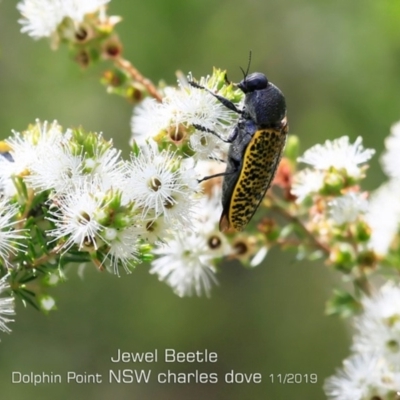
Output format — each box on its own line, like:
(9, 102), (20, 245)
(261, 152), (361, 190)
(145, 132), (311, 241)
(239, 51), (252, 81)
(245, 50), (252, 76)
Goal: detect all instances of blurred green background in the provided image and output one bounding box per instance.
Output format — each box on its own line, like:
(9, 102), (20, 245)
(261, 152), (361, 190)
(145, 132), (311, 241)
(1, 0), (400, 399)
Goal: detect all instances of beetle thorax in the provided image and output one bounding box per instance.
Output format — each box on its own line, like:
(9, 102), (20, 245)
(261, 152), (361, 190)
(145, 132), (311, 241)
(243, 83), (286, 128)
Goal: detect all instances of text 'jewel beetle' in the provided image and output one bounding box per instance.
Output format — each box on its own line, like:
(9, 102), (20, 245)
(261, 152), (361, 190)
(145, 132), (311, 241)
(190, 65), (288, 233)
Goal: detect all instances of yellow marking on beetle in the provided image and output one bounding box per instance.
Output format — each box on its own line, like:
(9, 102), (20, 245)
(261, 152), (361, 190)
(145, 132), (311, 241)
(227, 128), (287, 231)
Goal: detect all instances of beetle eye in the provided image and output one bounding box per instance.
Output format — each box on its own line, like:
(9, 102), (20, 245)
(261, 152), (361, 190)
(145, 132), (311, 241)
(238, 72), (268, 93)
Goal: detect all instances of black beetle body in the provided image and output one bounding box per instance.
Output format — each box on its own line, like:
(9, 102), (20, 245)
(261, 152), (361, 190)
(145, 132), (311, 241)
(191, 72), (288, 232)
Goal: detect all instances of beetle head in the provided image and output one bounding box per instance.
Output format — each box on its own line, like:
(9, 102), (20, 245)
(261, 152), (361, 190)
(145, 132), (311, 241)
(237, 72), (268, 93)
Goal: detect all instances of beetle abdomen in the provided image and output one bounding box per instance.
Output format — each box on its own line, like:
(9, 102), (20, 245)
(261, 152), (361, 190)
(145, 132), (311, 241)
(220, 126), (287, 232)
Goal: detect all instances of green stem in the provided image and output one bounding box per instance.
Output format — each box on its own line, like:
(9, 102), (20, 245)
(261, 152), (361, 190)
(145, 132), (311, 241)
(114, 57), (163, 102)
(268, 201), (331, 256)
(353, 273), (373, 297)
(30, 244), (64, 268)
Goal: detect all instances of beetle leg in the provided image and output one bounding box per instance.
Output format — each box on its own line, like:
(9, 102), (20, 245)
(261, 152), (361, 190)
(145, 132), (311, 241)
(188, 81), (242, 114)
(227, 125), (240, 142)
(209, 93), (242, 114)
(209, 157), (226, 163)
(198, 171), (236, 183)
(192, 124), (232, 143)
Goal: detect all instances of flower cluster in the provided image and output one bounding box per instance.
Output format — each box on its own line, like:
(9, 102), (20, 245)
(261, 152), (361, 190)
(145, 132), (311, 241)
(0, 199), (26, 267)
(324, 282), (400, 400)
(287, 136), (375, 276)
(365, 122), (400, 256)
(17, 0), (123, 76)
(130, 69), (241, 160)
(0, 96), (272, 301)
(17, 0), (116, 42)
(292, 136), (374, 201)
(289, 126), (400, 399)
(0, 120), (210, 277)
(287, 126), (400, 293)
(0, 275), (15, 337)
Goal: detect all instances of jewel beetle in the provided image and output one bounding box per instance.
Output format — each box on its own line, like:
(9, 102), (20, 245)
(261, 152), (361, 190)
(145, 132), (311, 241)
(190, 65), (288, 232)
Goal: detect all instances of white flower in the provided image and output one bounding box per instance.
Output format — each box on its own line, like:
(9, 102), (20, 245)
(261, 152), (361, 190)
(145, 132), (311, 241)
(196, 183), (223, 226)
(0, 120), (67, 197)
(17, 0), (110, 39)
(130, 97), (172, 145)
(79, 146), (125, 192)
(192, 185), (223, 232)
(361, 282), (400, 323)
(149, 186), (232, 297)
(298, 136), (375, 179)
(17, 0), (65, 39)
(191, 188), (232, 258)
(61, 0), (110, 23)
(103, 225), (141, 276)
(352, 282), (400, 364)
(353, 317), (400, 366)
(0, 200), (26, 266)
(165, 81), (235, 133)
(124, 144), (199, 228)
(189, 130), (229, 162)
(381, 121), (400, 180)
(189, 170), (232, 258)
(0, 154), (17, 198)
(39, 295), (56, 312)
(4, 120), (125, 195)
(25, 139), (81, 193)
(324, 353), (399, 400)
(46, 182), (107, 251)
(0, 275), (15, 336)
(140, 215), (171, 245)
(365, 181), (400, 256)
(158, 190), (199, 227)
(290, 168), (324, 202)
(30, 140), (124, 195)
(150, 232), (218, 297)
(329, 192), (368, 225)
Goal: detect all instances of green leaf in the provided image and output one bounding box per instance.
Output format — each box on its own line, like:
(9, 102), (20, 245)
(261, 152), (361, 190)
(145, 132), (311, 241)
(18, 289), (40, 311)
(325, 289), (361, 318)
(18, 274), (38, 284)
